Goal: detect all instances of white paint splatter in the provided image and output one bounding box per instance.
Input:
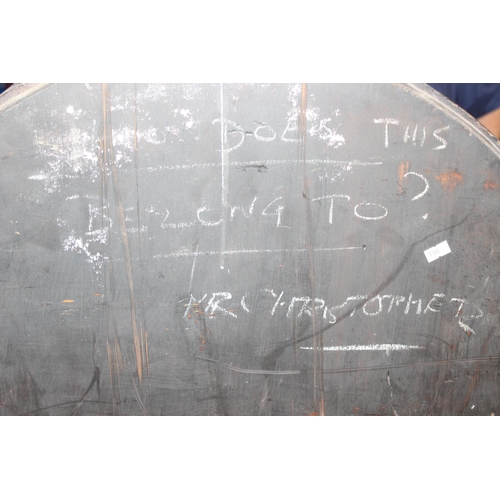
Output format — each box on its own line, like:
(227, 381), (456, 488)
(287, 83), (302, 108)
(308, 109), (345, 148)
(173, 108), (197, 129)
(63, 230), (108, 272)
(32, 127), (100, 193)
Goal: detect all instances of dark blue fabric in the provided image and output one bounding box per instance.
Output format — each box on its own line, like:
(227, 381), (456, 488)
(427, 83), (500, 119)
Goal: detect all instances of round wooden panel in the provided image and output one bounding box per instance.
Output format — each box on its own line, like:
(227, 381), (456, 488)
(0, 83), (499, 415)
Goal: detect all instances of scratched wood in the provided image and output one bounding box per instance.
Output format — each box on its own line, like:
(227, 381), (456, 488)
(0, 83), (499, 415)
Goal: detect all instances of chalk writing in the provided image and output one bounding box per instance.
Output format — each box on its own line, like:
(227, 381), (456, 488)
(433, 126), (450, 150)
(261, 197), (284, 227)
(230, 197), (257, 220)
(404, 125), (426, 146)
(354, 202), (388, 221)
(253, 122), (276, 142)
(211, 110), (345, 152)
(183, 289), (485, 336)
(312, 194), (350, 224)
(154, 246), (363, 260)
(241, 293), (251, 313)
(212, 118), (245, 153)
(196, 207), (222, 227)
(281, 113), (299, 143)
(374, 119), (450, 150)
(301, 344), (425, 351)
(205, 292), (237, 318)
(150, 184), (409, 234)
(374, 118), (399, 148)
(309, 117), (345, 148)
(451, 298), (483, 335)
(404, 172), (430, 201)
(145, 159), (382, 173)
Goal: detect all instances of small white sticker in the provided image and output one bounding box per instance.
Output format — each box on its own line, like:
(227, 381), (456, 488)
(424, 240), (452, 263)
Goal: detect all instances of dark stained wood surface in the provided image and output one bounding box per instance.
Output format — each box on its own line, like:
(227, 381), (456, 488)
(0, 83), (499, 415)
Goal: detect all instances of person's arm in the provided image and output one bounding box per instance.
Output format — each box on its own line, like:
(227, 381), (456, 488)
(478, 107), (500, 140)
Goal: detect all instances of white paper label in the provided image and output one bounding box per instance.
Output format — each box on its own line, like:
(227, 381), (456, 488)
(424, 240), (452, 263)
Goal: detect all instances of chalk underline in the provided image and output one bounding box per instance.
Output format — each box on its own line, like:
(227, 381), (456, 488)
(153, 246), (364, 259)
(146, 159), (383, 172)
(301, 344), (424, 351)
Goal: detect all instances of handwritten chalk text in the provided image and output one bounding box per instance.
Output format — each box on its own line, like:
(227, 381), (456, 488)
(183, 289), (484, 335)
